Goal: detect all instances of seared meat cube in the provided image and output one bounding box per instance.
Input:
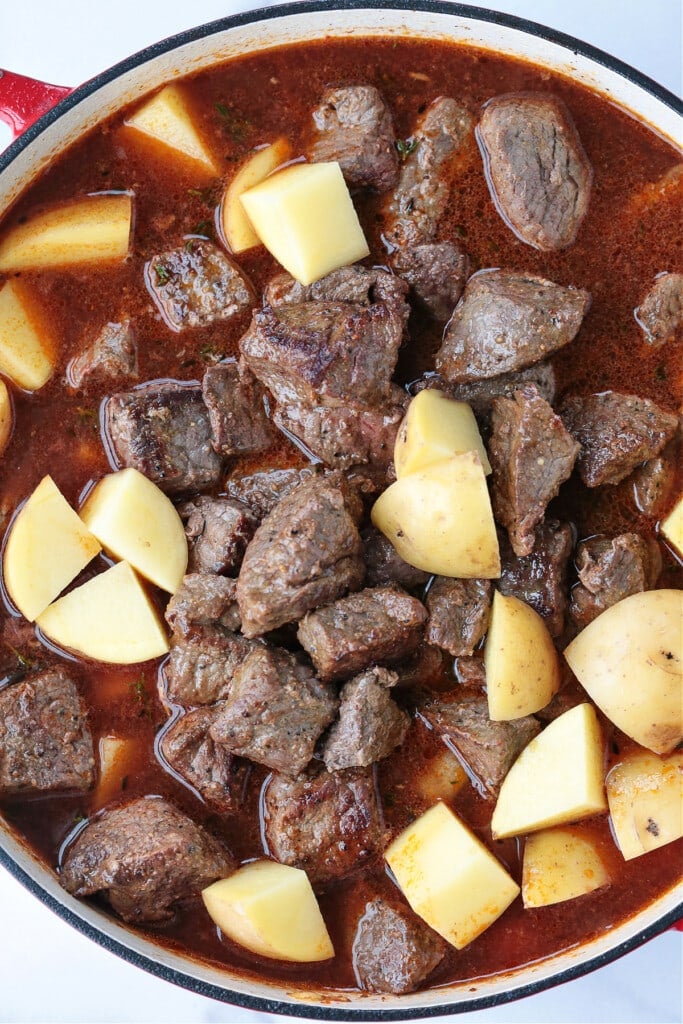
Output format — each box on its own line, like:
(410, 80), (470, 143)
(60, 796), (233, 923)
(165, 574), (241, 637)
(224, 465), (323, 519)
(209, 646), (337, 776)
(635, 272), (683, 346)
(353, 898), (446, 994)
(147, 241), (253, 330)
(0, 668), (94, 795)
(489, 385), (579, 556)
(436, 271), (590, 384)
(570, 533), (661, 630)
(392, 240), (468, 321)
(264, 265), (409, 315)
(477, 93), (592, 250)
(393, 644), (446, 690)
(454, 655), (487, 688)
(163, 624), (255, 706)
(425, 578), (492, 657)
(632, 447), (677, 516)
(417, 691), (540, 796)
(560, 392), (678, 487)
(67, 319), (137, 389)
(237, 476), (365, 637)
(321, 666), (409, 771)
(362, 526), (430, 589)
(202, 362), (273, 456)
(310, 85), (398, 191)
(263, 767), (383, 886)
(445, 361), (557, 433)
(498, 520), (574, 638)
(105, 384), (222, 495)
(159, 706), (247, 813)
(297, 586), (427, 682)
(180, 496), (258, 576)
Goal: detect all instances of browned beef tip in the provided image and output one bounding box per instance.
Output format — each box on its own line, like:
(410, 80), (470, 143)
(225, 465), (323, 519)
(635, 272), (683, 346)
(392, 240), (468, 321)
(297, 586), (427, 682)
(435, 271), (590, 384)
(417, 691), (540, 796)
(321, 666), (409, 771)
(393, 644), (446, 690)
(425, 578), (492, 657)
(499, 520), (573, 637)
(237, 476), (365, 637)
(0, 668), (94, 796)
(632, 447), (677, 516)
(559, 392), (678, 487)
(264, 265), (409, 312)
(180, 496), (258, 576)
(163, 625), (255, 706)
(68, 320), (138, 389)
(455, 655), (487, 688)
(165, 574), (241, 637)
(263, 767), (383, 886)
(570, 533), (662, 630)
(159, 706), (247, 813)
(209, 646), (337, 776)
(477, 93), (592, 251)
(60, 796), (233, 923)
(147, 241), (253, 330)
(353, 898), (446, 994)
(201, 362), (273, 457)
(310, 85), (399, 191)
(362, 526), (430, 589)
(105, 385), (222, 495)
(490, 385), (579, 556)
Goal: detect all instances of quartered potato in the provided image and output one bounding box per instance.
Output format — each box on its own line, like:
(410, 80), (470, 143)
(522, 827), (610, 908)
(394, 390), (491, 478)
(124, 84), (217, 173)
(0, 279), (56, 390)
(221, 138), (292, 252)
(606, 749), (683, 861)
(0, 379), (13, 455)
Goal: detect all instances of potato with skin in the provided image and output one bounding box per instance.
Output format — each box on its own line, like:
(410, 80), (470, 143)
(522, 827), (610, 908)
(564, 590), (683, 755)
(202, 860), (334, 963)
(395, 390), (491, 478)
(660, 495), (682, 557)
(221, 139), (291, 253)
(606, 749), (683, 861)
(124, 85), (217, 173)
(0, 280), (56, 390)
(0, 379), (12, 455)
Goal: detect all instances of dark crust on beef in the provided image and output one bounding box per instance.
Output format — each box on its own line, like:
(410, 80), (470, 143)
(425, 578), (492, 657)
(498, 520), (574, 637)
(224, 465), (324, 519)
(392, 240), (469, 321)
(321, 666), (410, 770)
(67, 320), (138, 389)
(163, 624), (256, 706)
(362, 526), (431, 589)
(264, 265), (409, 312)
(180, 496), (258, 576)
(202, 362), (273, 456)
(310, 85), (399, 191)
(165, 574), (242, 637)
(353, 898), (447, 994)
(146, 241), (253, 330)
(159, 706), (248, 813)
(569, 533), (662, 629)
(635, 272), (683, 347)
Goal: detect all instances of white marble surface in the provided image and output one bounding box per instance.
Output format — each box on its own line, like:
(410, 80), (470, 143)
(0, 1), (681, 1021)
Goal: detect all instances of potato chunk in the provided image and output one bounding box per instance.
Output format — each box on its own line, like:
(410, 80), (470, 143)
(385, 802), (519, 949)
(522, 828), (610, 908)
(221, 139), (291, 253)
(413, 747), (468, 809)
(94, 735), (137, 808)
(564, 590), (683, 755)
(371, 452), (500, 578)
(606, 749), (683, 861)
(0, 193), (132, 272)
(491, 703), (607, 839)
(124, 84), (217, 173)
(660, 495), (683, 557)
(239, 162), (369, 285)
(202, 860), (334, 963)
(395, 391), (491, 478)
(80, 468), (187, 594)
(0, 379), (13, 455)
(4, 475), (101, 622)
(0, 280), (56, 390)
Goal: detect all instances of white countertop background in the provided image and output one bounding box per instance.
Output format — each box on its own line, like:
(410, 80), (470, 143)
(0, 1), (681, 1021)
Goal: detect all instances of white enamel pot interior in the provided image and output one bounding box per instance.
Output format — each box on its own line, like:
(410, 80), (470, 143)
(0, 2), (681, 1018)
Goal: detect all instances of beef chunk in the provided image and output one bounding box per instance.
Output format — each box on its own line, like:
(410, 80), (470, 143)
(105, 384), (222, 494)
(180, 496), (258, 575)
(560, 392), (678, 487)
(353, 898), (446, 994)
(635, 272), (683, 346)
(444, 361), (557, 432)
(436, 271), (590, 384)
(237, 476), (365, 637)
(264, 265), (409, 313)
(498, 520), (574, 637)
(0, 669), (94, 795)
(165, 574), (241, 637)
(393, 644), (446, 690)
(425, 578), (492, 657)
(310, 85), (398, 191)
(570, 533), (662, 629)
(632, 448), (677, 516)
(477, 93), (592, 250)
(263, 767), (382, 885)
(225, 465), (323, 519)
(490, 385), (579, 556)
(209, 646), (337, 776)
(60, 797), (233, 923)
(321, 666), (409, 770)
(68, 320), (138, 388)
(147, 241), (253, 329)
(392, 240), (468, 320)
(159, 706), (247, 813)
(163, 625), (255, 705)
(455, 655), (487, 688)
(362, 526), (430, 589)
(417, 691), (540, 796)
(202, 362), (273, 456)
(297, 586), (427, 682)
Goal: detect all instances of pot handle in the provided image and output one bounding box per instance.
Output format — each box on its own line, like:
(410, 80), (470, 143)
(0, 69), (72, 140)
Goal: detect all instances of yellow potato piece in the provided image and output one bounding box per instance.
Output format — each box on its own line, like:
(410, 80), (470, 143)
(485, 591), (560, 720)
(371, 452), (501, 578)
(3, 475), (101, 621)
(221, 139), (291, 253)
(606, 749), (683, 861)
(124, 84), (217, 173)
(94, 735), (137, 808)
(394, 390), (491, 478)
(522, 827), (610, 908)
(385, 802), (519, 949)
(491, 703), (607, 839)
(80, 468), (187, 594)
(660, 495), (682, 557)
(0, 280), (56, 390)
(37, 560), (169, 664)
(413, 747), (468, 809)
(239, 161), (370, 285)
(564, 590), (683, 755)
(0, 193), (132, 272)
(0, 379), (13, 455)
(202, 860), (334, 963)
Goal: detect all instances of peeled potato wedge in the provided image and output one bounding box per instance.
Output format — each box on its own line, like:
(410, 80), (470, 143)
(606, 749), (683, 861)
(94, 735), (137, 808)
(221, 139), (291, 253)
(522, 827), (610, 908)
(0, 279), (56, 390)
(0, 379), (13, 455)
(395, 390), (491, 478)
(124, 84), (217, 174)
